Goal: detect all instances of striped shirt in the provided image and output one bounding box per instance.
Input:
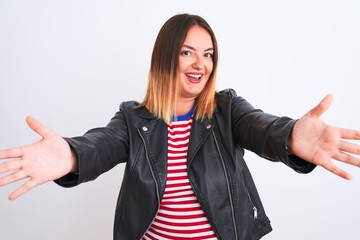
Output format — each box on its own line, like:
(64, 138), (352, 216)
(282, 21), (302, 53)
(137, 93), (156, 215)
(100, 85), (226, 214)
(142, 114), (217, 240)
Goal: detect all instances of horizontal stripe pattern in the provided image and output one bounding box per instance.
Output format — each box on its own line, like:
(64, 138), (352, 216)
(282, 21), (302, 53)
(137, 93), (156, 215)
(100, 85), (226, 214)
(143, 117), (217, 240)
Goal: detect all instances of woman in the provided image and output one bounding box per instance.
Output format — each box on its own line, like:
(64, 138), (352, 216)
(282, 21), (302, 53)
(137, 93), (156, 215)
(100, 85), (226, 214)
(0, 14), (359, 240)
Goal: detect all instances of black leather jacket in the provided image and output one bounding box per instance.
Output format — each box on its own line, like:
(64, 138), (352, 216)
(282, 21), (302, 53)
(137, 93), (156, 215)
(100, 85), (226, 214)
(56, 89), (316, 240)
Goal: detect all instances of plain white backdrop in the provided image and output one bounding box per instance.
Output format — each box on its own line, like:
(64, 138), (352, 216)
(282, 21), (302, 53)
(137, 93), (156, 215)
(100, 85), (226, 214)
(1, 0), (359, 239)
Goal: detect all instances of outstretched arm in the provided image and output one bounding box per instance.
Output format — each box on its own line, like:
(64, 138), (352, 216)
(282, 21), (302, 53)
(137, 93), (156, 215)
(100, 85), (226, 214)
(0, 116), (77, 200)
(288, 94), (360, 179)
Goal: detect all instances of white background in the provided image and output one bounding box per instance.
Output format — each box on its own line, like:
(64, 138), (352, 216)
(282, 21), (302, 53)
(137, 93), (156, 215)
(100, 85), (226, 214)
(1, 0), (359, 239)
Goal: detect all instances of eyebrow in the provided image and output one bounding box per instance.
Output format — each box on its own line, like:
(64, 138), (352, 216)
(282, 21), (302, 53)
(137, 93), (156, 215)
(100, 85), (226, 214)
(182, 44), (214, 52)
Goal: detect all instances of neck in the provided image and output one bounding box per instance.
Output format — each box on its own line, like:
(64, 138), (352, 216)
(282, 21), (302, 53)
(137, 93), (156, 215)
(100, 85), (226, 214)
(176, 98), (195, 116)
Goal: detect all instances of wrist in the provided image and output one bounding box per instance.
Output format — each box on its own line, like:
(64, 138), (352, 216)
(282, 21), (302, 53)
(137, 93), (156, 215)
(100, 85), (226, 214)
(70, 148), (79, 174)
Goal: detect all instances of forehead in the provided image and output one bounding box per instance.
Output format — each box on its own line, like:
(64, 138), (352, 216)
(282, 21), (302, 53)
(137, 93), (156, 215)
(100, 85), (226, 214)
(183, 25), (213, 48)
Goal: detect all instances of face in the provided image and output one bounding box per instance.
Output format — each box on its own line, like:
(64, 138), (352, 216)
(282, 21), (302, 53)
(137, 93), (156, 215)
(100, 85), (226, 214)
(178, 25), (214, 102)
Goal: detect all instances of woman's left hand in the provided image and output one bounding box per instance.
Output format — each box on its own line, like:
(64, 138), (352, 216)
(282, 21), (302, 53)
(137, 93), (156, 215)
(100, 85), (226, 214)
(289, 94), (360, 179)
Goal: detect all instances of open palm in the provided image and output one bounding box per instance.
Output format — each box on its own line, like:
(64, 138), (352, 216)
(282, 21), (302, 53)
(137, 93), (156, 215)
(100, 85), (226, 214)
(290, 95), (360, 179)
(0, 116), (76, 200)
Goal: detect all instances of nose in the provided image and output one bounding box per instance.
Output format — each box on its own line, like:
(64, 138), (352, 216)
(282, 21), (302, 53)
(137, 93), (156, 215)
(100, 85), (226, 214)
(192, 54), (204, 70)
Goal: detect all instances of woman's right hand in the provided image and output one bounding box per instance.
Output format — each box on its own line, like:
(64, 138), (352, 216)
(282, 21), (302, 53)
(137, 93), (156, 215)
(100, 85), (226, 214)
(0, 116), (77, 200)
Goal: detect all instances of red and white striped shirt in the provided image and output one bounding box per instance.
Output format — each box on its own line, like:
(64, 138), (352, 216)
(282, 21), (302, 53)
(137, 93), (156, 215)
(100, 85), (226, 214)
(142, 115), (217, 240)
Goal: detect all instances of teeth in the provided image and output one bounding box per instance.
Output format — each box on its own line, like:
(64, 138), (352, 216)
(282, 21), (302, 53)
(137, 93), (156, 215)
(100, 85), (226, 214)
(187, 74), (202, 79)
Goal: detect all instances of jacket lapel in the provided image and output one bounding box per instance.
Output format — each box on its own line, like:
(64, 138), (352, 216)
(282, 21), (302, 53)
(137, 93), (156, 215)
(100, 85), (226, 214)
(137, 111), (168, 194)
(187, 117), (214, 166)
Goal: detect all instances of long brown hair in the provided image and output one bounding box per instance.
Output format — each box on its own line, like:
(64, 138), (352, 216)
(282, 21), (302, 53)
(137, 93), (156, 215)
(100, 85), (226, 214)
(142, 14), (219, 123)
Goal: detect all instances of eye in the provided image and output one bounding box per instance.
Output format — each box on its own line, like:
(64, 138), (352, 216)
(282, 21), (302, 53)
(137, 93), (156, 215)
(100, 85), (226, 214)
(204, 52), (213, 58)
(180, 50), (193, 56)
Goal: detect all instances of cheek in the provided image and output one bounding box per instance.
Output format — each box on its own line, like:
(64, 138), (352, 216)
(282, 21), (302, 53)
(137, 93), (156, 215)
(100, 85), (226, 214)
(178, 61), (185, 73)
(178, 58), (191, 72)
(206, 62), (214, 75)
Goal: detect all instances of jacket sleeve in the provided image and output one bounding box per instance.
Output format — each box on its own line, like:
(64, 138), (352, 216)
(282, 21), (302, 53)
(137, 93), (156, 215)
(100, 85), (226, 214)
(55, 104), (130, 187)
(225, 89), (316, 174)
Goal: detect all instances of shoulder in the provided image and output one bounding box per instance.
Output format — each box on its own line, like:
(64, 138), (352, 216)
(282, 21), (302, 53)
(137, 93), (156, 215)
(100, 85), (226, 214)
(215, 89), (257, 116)
(119, 100), (142, 110)
(215, 88), (237, 109)
(216, 88), (250, 105)
(216, 88), (238, 99)
(119, 101), (156, 119)
(216, 88), (248, 107)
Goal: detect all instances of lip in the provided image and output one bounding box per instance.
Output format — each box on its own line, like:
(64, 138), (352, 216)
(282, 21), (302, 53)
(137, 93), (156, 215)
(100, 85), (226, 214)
(185, 72), (204, 83)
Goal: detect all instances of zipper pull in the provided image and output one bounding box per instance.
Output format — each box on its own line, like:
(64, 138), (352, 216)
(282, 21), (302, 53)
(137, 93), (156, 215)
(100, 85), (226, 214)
(253, 206), (258, 219)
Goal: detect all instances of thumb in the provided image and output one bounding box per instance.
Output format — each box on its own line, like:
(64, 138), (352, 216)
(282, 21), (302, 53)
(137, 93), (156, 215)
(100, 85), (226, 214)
(309, 94), (333, 118)
(26, 116), (54, 139)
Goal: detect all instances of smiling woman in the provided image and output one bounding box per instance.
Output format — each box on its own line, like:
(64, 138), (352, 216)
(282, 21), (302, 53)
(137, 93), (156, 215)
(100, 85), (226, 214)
(143, 14), (218, 124)
(178, 26), (214, 115)
(1, 13), (360, 240)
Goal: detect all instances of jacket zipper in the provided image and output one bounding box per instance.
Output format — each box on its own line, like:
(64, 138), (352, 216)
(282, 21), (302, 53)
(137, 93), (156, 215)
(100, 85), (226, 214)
(243, 183), (258, 219)
(212, 131), (238, 240)
(138, 129), (161, 237)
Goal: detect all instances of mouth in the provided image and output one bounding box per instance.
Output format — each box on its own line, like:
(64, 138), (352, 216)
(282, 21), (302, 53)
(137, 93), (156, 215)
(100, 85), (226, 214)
(186, 73), (203, 83)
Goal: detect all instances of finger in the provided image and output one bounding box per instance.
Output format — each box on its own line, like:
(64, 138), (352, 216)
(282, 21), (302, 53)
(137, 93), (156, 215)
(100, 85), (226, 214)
(339, 141), (360, 155)
(8, 179), (38, 200)
(0, 147), (22, 160)
(26, 115), (55, 139)
(309, 94), (333, 118)
(0, 159), (22, 174)
(319, 159), (352, 180)
(0, 170), (27, 187)
(340, 128), (360, 140)
(334, 151), (360, 167)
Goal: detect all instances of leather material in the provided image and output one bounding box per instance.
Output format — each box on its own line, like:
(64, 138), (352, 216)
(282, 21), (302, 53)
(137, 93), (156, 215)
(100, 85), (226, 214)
(56, 88), (316, 239)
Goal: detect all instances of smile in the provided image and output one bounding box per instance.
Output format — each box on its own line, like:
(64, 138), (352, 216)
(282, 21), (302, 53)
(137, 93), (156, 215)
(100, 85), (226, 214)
(186, 73), (203, 83)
